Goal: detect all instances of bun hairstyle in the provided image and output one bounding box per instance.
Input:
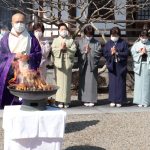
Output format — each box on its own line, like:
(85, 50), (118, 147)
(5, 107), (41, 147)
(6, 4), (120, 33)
(110, 27), (121, 36)
(140, 29), (149, 37)
(33, 23), (45, 33)
(83, 25), (95, 36)
(58, 23), (69, 31)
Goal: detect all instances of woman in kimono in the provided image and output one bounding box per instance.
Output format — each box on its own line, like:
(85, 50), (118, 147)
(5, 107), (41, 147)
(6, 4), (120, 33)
(131, 29), (150, 107)
(77, 25), (101, 107)
(103, 27), (129, 107)
(33, 23), (51, 81)
(51, 23), (76, 108)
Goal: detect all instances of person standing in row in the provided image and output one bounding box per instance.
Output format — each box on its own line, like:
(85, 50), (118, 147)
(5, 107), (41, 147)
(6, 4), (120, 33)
(103, 27), (129, 107)
(33, 23), (51, 81)
(131, 29), (150, 107)
(77, 25), (102, 107)
(51, 23), (76, 108)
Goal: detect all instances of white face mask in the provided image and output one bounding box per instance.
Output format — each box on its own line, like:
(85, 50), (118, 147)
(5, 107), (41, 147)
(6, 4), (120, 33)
(34, 31), (43, 39)
(86, 36), (92, 41)
(111, 36), (119, 42)
(140, 38), (148, 44)
(1, 30), (8, 35)
(59, 30), (68, 38)
(13, 23), (25, 33)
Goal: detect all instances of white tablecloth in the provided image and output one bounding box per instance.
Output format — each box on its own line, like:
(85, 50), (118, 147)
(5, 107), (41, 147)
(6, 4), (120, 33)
(3, 106), (66, 150)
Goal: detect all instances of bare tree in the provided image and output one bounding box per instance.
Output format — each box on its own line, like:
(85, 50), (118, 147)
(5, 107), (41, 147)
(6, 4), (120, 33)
(1, 0), (149, 90)
(1, 0), (150, 39)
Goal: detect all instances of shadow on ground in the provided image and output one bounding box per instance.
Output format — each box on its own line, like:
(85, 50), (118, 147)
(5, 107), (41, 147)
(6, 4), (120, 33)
(65, 145), (106, 150)
(65, 120), (99, 133)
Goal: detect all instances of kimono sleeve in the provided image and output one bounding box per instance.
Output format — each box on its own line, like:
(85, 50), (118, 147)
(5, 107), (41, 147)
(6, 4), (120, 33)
(102, 42), (112, 60)
(28, 36), (42, 69)
(67, 39), (76, 58)
(131, 43), (141, 63)
(51, 38), (61, 58)
(93, 41), (102, 66)
(117, 41), (129, 61)
(102, 42), (115, 72)
(95, 41), (102, 59)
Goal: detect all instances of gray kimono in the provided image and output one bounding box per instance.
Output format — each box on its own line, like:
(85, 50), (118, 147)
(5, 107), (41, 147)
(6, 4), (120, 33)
(77, 37), (101, 103)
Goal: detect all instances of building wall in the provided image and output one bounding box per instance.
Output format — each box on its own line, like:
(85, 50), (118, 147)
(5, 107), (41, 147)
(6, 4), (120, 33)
(0, 7), (12, 30)
(42, 0), (127, 37)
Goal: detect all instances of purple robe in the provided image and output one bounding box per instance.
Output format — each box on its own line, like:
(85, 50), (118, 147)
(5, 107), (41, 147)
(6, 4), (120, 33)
(103, 38), (129, 104)
(0, 33), (42, 108)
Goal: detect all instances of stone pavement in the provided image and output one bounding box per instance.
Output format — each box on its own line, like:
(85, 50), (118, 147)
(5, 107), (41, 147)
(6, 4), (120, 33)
(1, 93), (150, 150)
(65, 92), (150, 115)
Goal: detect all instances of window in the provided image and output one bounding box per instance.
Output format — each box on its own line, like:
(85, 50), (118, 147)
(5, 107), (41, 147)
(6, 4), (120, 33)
(137, 0), (150, 20)
(88, 0), (114, 20)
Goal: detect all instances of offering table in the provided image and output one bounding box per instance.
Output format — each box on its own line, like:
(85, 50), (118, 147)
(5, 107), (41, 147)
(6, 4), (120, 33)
(2, 105), (66, 150)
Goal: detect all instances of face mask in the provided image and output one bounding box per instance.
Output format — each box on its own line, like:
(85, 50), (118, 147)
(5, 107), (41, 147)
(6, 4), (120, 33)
(86, 36), (92, 41)
(13, 23), (25, 33)
(1, 30), (7, 35)
(111, 36), (119, 42)
(140, 38), (148, 44)
(59, 30), (68, 38)
(34, 31), (43, 39)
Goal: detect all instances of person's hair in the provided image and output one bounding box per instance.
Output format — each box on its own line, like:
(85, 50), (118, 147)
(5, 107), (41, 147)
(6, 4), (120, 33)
(12, 13), (26, 21)
(1, 25), (9, 31)
(32, 23), (45, 33)
(140, 29), (149, 37)
(83, 25), (95, 36)
(110, 27), (121, 36)
(58, 23), (69, 31)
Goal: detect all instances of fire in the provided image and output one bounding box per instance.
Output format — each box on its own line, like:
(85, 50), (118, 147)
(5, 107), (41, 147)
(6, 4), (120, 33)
(9, 59), (52, 91)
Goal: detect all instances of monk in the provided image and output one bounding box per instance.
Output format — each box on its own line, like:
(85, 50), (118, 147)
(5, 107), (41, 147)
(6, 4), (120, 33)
(0, 13), (42, 109)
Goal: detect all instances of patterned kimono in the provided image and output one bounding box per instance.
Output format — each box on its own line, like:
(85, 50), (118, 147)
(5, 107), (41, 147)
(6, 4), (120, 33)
(103, 38), (129, 104)
(131, 40), (150, 106)
(51, 36), (76, 104)
(0, 33), (42, 108)
(77, 37), (101, 103)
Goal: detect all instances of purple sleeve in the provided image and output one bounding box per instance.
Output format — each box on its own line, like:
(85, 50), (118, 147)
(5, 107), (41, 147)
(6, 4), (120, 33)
(0, 34), (15, 74)
(28, 36), (42, 70)
(0, 39), (15, 104)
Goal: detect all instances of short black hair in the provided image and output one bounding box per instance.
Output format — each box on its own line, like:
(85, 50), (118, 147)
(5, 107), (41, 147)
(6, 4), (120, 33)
(83, 25), (95, 36)
(58, 23), (69, 31)
(140, 29), (149, 37)
(110, 27), (121, 36)
(32, 23), (45, 33)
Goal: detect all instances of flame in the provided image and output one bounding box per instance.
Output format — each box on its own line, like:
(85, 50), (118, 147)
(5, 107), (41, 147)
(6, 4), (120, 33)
(9, 59), (52, 91)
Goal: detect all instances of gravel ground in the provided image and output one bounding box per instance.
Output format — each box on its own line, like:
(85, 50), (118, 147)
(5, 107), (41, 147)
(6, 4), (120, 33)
(63, 112), (150, 150)
(1, 93), (150, 150)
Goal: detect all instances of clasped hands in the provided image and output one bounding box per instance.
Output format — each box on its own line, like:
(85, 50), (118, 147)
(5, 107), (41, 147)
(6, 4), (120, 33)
(84, 44), (91, 54)
(139, 47), (147, 55)
(111, 46), (117, 55)
(60, 41), (67, 53)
